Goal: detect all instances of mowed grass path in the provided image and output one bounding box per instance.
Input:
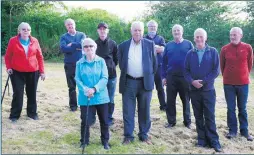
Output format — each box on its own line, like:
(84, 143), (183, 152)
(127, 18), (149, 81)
(2, 62), (254, 154)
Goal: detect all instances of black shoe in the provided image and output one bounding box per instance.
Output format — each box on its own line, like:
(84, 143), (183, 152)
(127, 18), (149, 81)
(242, 134), (253, 141)
(70, 107), (77, 112)
(225, 132), (237, 139)
(164, 123), (176, 128)
(195, 143), (207, 148)
(214, 147), (222, 152)
(28, 115), (39, 120)
(103, 142), (110, 150)
(122, 138), (132, 145)
(185, 124), (192, 129)
(160, 106), (166, 111)
(9, 118), (18, 123)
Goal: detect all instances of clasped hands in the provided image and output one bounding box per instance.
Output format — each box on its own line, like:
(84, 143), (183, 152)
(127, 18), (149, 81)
(85, 88), (96, 98)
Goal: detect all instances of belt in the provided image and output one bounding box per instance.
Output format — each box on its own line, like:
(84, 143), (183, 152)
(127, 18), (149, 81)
(126, 74), (143, 80)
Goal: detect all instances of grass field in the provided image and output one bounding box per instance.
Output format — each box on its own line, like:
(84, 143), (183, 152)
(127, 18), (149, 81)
(1, 62), (254, 154)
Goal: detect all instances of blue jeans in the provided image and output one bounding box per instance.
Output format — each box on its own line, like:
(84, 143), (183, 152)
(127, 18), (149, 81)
(107, 77), (117, 122)
(122, 78), (152, 141)
(224, 84), (249, 136)
(190, 89), (221, 148)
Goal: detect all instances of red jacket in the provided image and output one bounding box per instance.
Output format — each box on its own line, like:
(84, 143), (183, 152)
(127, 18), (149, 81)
(220, 42), (253, 85)
(5, 35), (45, 73)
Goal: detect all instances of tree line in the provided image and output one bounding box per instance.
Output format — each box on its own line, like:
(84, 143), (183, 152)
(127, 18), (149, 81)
(1, 1), (254, 60)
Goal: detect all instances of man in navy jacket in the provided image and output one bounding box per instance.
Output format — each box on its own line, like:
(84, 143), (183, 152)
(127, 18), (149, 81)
(118, 21), (157, 145)
(60, 18), (86, 111)
(184, 28), (222, 152)
(144, 20), (166, 111)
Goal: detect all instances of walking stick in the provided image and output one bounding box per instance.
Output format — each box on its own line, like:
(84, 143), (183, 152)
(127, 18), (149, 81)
(82, 97), (90, 154)
(1, 75), (10, 104)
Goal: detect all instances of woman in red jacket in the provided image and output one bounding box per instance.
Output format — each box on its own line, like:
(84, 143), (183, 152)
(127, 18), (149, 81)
(4, 22), (46, 122)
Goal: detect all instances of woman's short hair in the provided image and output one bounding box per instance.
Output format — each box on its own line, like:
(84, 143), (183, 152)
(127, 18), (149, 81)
(17, 22), (31, 33)
(82, 38), (97, 49)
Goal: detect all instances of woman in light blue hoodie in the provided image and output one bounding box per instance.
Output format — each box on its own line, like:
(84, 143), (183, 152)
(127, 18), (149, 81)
(75, 38), (110, 150)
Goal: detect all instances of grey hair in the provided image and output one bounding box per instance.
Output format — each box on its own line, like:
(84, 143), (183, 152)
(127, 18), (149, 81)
(81, 38), (97, 49)
(17, 22), (31, 33)
(230, 27), (243, 35)
(172, 24), (183, 32)
(147, 20), (158, 27)
(194, 28), (207, 39)
(131, 21), (144, 31)
(65, 18), (75, 26)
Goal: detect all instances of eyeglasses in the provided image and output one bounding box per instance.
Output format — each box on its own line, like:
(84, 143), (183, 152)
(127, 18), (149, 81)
(83, 45), (94, 48)
(22, 28), (31, 31)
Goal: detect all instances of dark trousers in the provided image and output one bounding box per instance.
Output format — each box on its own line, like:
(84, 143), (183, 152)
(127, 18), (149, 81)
(190, 89), (221, 148)
(90, 77), (117, 124)
(122, 78), (152, 141)
(64, 63), (77, 110)
(107, 77), (117, 123)
(154, 65), (166, 109)
(166, 75), (191, 126)
(224, 84), (249, 136)
(80, 103), (109, 145)
(9, 70), (39, 119)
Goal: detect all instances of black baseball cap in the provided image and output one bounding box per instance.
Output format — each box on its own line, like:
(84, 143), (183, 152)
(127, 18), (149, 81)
(97, 22), (108, 29)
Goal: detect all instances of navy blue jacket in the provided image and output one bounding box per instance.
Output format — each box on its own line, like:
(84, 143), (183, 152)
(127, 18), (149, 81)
(118, 38), (157, 94)
(184, 45), (220, 91)
(144, 34), (166, 66)
(60, 31), (86, 64)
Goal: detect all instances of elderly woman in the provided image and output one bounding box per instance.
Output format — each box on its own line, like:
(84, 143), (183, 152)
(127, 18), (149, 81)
(75, 38), (110, 150)
(184, 28), (222, 152)
(4, 22), (45, 122)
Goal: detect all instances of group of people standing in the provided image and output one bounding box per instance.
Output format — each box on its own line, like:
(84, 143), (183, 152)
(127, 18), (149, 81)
(4, 18), (253, 152)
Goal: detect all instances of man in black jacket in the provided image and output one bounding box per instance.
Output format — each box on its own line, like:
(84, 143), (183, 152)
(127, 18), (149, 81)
(94, 22), (118, 126)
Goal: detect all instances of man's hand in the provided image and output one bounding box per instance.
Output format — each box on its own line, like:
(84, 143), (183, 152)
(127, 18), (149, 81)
(67, 43), (72, 47)
(7, 69), (13, 75)
(192, 80), (203, 89)
(40, 73), (46, 81)
(155, 45), (164, 54)
(162, 78), (167, 86)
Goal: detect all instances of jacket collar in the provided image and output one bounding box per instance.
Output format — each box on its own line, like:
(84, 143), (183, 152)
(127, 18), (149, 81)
(193, 43), (210, 52)
(16, 34), (35, 44)
(79, 55), (100, 63)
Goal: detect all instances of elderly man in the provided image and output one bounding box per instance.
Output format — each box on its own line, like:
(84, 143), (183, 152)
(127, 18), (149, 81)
(184, 28), (222, 152)
(118, 21), (157, 145)
(144, 20), (167, 111)
(220, 27), (253, 141)
(95, 22), (118, 126)
(162, 24), (193, 129)
(60, 18), (86, 111)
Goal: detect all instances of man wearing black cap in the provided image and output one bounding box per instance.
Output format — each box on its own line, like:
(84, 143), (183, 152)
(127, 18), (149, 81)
(94, 22), (118, 126)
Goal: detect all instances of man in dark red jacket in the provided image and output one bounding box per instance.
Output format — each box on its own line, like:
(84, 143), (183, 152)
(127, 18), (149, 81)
(220, 27), (253, 141)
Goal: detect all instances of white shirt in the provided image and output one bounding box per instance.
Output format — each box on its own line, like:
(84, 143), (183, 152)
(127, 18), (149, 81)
(127, 39), (143, 77)
(21, 44), (29, 56)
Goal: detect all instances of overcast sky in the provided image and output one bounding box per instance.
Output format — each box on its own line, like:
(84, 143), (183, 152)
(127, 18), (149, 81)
(62, 1), (155, 21)
(62, 1), (247, 21)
